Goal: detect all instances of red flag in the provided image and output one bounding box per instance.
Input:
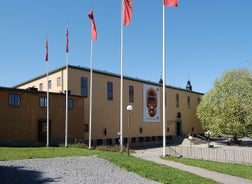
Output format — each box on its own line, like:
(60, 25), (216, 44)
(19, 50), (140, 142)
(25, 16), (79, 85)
(163, 0), (178, 6)
(45, 37), (48, 61)
(88, 10), (97, 40)
(123, 0), (133, 26)
(66, 25), (69, 53)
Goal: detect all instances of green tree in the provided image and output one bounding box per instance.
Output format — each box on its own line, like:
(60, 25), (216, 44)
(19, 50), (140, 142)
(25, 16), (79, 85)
(197, 69), (252, 140)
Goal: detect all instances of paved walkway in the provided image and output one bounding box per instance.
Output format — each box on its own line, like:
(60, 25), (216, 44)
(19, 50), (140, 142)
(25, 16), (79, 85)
(133, 147), (252, 184)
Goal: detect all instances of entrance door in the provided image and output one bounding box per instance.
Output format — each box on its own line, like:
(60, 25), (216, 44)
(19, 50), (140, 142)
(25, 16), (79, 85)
(176, 122), (181, 136)
(38, 119), (50, 142)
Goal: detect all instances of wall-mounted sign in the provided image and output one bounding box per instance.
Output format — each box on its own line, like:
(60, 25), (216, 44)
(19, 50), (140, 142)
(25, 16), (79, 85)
(143, 84), (160, 122)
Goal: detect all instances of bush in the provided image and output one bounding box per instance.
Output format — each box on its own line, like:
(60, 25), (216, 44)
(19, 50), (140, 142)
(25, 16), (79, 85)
(95, 145), (121, 152)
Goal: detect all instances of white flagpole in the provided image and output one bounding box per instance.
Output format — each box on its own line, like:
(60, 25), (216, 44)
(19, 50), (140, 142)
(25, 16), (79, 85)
(65, 25), (69, 147)
(120, 0), (124, 153)
(46, 59), (50, 147)
(162, 3), (166, 157)
(65, 58), (68, 147)
(88, 39), (93, 149)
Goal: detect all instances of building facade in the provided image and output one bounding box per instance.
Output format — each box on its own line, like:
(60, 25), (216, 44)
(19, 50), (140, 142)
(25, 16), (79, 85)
(12, 65), (204, 147)
(0, 87), (85, 146)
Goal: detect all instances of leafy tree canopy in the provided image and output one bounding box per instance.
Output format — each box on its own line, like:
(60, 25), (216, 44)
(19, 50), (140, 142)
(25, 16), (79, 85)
(197, 69), (252, 139)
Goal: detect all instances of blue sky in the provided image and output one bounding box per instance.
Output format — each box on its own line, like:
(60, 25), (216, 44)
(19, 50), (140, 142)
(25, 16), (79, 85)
(0, 0), (251, 93)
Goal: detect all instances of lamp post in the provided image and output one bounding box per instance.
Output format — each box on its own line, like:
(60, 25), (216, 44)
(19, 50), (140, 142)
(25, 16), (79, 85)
(126, 105), (133, 156)
(205, 130), (211, 147)
(188, 135), (193, 157)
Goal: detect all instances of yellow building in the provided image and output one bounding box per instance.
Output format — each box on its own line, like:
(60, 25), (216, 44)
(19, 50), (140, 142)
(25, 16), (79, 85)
(12, 65), (204, 147)
(0, 86), (85, 146)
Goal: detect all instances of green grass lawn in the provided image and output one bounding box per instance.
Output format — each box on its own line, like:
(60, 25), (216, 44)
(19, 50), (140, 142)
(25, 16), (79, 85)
(0, 147), (219, 184)
(163, 156), (252, 180)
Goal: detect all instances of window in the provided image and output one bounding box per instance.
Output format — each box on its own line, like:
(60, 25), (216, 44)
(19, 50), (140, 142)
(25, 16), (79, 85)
(39, 83), (43, 91)
(176, 94), (179, 107)
(68, 99), (73, 109)
(9, 94), (20, 106)
(129, 85), (134, 103)
(48, 80), (52, 89)
(81, 77), (88, 97)
(57, 77), (62, 87)
(40, 97), (47, 107)
(187, 96), (191, 109)
(197, 97), (201, 105)
(107, 82), (113, 100)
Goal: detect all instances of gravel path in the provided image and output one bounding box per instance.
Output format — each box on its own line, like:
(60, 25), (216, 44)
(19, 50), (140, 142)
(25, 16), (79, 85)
(0, 156), (159, 184)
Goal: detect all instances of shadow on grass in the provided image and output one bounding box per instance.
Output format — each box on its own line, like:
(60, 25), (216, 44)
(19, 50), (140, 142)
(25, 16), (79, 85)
(0, 165), (58, 184)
